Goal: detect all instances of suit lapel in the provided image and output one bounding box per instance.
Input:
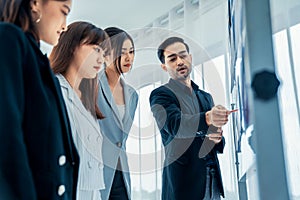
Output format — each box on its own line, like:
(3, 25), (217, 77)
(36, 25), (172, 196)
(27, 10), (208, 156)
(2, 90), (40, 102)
(53, 76), (77, 161)
(121, 78), (134, 133)
(98, 70), (123, 128)
(58, 74), (100, 134)
(197, 91), (211, 111)
(190, 80), (212, 112)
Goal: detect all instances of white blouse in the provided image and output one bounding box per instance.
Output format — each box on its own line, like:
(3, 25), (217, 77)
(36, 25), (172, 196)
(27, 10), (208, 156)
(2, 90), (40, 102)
(116, 104), (126, 120)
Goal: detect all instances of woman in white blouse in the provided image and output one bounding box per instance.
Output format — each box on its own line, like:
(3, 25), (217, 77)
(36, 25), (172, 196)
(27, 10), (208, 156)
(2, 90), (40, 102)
(50, 21), (110, 200)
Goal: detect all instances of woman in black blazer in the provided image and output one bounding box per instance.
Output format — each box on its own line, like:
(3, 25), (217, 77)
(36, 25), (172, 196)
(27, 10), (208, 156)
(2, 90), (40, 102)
(0, 0), (79, 199)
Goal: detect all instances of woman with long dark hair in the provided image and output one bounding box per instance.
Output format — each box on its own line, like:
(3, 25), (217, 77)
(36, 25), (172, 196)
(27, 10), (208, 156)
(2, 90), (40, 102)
(0, 0), (79, 199)
(50, 21), (110, 200)
(98, 27), (138, 200)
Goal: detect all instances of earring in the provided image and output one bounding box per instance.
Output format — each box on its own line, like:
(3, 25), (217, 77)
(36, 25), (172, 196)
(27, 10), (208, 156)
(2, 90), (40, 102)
(35, 12), (42, 23)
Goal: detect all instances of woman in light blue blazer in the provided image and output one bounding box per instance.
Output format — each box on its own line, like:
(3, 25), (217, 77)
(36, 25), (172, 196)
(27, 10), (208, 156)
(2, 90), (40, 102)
(98, 27), (138, 200)
(50, 21), (111, 200)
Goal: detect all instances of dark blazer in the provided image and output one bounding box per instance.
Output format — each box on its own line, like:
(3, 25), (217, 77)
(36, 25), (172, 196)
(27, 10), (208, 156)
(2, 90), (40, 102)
(150, 79), (225, 200)
(0, 23), (79, 200)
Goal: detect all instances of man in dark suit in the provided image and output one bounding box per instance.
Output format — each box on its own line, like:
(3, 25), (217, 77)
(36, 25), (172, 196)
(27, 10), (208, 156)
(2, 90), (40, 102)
(150, 37), (230, 200)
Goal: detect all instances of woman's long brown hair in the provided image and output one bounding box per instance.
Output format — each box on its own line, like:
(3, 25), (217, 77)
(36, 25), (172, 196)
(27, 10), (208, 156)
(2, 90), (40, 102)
(50, 21), (111, 119)
(104, 27), (135, 74)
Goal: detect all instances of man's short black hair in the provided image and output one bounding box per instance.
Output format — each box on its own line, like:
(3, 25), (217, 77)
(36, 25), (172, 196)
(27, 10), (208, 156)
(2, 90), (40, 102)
(157, 36), (190, 64)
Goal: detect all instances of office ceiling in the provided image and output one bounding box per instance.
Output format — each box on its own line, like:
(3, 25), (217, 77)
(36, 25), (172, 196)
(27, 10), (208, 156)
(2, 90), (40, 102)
(68, 0), (183, 31)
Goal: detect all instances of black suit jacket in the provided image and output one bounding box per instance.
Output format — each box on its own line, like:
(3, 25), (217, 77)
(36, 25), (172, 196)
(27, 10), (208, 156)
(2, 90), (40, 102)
(150, 79), (225, 200)
(0, 23), (79, 200)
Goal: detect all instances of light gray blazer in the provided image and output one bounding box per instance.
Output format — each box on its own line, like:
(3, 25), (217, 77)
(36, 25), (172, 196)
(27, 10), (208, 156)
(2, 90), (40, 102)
(57, 74), (105, 200)
(97, 69), (138, 200)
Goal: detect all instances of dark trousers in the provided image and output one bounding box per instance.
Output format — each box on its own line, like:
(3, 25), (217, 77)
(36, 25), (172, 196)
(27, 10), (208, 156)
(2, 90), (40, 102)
(109, 170), (128, 200)
(203, 167), (221, 200)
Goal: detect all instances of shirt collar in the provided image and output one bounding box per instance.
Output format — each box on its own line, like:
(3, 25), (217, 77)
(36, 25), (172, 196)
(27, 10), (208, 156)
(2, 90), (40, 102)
(168, 78), (199, 94)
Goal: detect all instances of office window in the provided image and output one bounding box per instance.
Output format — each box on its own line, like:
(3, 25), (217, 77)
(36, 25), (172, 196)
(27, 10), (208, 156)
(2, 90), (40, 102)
(290, 23), (300, 111)
(127, 83), (163, 200)
(273, 29), (300, 199)
(202, 55), (239, 199)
